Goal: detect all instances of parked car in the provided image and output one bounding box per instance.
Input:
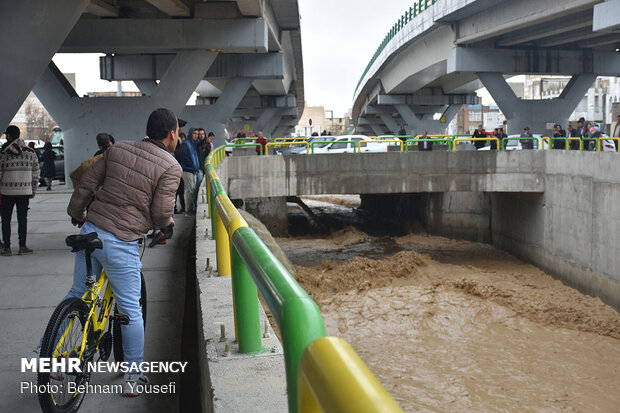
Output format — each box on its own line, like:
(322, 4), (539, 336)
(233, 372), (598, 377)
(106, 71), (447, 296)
(276, 136), (336, 155)
(34, 145), (65, 185)
(312, 135), (388, 154)
(477, 134), (546, 150)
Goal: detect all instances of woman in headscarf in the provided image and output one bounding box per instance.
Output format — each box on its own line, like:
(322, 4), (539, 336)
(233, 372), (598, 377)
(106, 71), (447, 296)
(40, 142), (56, 191)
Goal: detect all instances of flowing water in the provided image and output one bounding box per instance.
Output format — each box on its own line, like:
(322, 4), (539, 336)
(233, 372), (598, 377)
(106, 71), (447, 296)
(276, 197), (620, 412)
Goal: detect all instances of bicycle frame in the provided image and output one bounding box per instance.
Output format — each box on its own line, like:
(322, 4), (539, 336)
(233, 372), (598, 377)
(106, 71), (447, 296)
(52, 271), (115, 360)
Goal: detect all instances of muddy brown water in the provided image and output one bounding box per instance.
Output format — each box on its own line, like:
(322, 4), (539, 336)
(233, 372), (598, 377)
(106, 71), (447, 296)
(277, 201), (620, 412)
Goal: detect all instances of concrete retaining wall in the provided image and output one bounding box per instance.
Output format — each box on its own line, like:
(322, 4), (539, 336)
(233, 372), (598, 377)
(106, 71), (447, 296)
(491, 152), (620, 310)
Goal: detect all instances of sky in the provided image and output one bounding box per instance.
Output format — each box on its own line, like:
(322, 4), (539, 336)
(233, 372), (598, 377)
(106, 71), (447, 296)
(53, 1), (470, 118)
(298, 0), (417, 116)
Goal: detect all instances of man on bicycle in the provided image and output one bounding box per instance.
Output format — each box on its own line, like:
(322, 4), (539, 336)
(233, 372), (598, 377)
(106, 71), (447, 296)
(64, 108), (182, 396)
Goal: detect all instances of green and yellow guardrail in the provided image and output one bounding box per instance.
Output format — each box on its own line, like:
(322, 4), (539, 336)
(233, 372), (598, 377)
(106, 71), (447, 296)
(358, 139), (403, 152)
(453, 137), (500, 150)
(599, 137), (620, 151)
(226, 143), (263, 155)
(266, 141), (310, 155)
(501, 137), (539, 150)
(205, 147), (402, 413)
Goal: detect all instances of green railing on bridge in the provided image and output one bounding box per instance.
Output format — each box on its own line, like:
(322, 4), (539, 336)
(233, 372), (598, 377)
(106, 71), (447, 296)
(354, 0), (439, 97)
(205, 147), (402, 413)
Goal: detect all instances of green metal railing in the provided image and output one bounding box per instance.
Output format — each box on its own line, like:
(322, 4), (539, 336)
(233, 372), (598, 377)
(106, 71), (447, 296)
(501, 137), (539, 150)
(354, 0), (439, 97)
(205, 147), (401, 412)
(226, 143), (263, 155)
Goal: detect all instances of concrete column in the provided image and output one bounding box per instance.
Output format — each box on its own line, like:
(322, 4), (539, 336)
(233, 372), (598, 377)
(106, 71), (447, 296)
(34, 51), (218, 180)
(369, 123), (386, 136)
(181, 78), (253, 146)
(0, 0), (90, 129)
(134, 80), (158, 96)
(478, 72), (596, 134)
(379, 113), (400, 135)
(395, 104), (459, 135)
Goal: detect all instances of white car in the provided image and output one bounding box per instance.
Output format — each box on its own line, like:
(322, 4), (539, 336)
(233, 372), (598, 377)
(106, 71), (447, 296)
(477, 134), (546, 150)
(312, 135), (389, 154)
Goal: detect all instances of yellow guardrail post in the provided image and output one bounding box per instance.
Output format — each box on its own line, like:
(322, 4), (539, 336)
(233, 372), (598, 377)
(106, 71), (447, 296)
(298, 337), (403, 413)
(599, 137), (620, 151)
(214, 201), (231, 276)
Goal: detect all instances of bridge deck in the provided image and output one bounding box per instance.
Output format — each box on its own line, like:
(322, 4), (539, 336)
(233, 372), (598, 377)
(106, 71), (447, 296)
(223, 151), (546, 199)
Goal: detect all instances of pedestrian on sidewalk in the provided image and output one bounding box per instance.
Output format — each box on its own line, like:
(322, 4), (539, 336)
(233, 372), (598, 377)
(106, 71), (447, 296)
(40, 142), (56, 191)
(0, 125), (39, 256)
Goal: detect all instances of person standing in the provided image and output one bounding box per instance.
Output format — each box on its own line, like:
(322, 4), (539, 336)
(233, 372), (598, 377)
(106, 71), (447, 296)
(567, 123), (579, 150)
(521, 127), (534, 149)
(417, 131), (433, 151)
(179, 128), (200, 214)
(40, 142), (56, 191)
(472, 124), (491, 149)
(255, 131), (268, 155)
(611, 114), (620, 150)
(0, 125), (39, 256)
(63, 108), (181, 395)
(552, 124), (566, 150)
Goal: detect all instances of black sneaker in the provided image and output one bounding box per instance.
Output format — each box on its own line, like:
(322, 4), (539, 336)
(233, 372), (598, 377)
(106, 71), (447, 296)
(148, 232), (165, 248)
(18, 246), (34, 255)
(1, 247), (11, 256)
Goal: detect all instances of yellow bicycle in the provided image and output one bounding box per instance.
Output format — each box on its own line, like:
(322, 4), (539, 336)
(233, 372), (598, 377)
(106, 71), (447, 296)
(37, 232), (146, 413)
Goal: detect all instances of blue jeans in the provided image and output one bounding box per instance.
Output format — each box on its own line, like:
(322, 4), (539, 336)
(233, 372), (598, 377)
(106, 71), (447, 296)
(61, 221), (144, 371)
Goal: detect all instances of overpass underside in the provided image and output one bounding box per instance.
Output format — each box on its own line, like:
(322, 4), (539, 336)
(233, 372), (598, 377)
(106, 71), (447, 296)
(217, 151), (620, 311)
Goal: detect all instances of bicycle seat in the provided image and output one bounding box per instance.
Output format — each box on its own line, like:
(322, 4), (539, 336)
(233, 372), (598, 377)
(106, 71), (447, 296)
(66, 232), (103, 252)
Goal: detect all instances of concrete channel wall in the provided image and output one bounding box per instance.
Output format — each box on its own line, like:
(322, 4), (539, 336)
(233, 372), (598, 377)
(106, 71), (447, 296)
(491, 152), (620, 310)
(221, 151), (620, 310)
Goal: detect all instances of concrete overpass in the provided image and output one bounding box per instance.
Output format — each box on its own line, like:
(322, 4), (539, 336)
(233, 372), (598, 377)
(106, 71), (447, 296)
(353, 0), (620, 136)
(0, 0), (304, 175)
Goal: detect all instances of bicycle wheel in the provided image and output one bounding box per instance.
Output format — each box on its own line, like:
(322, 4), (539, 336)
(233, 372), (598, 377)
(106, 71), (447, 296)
(113, 272), (147, 362)
(38, 297), (92, 413)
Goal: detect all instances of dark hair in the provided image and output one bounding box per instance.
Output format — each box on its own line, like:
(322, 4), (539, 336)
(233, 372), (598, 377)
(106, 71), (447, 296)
(146, 108), (178, 140)
(96, 133), (110, 148)
(5, 125), (20, 139)
(208, 131), (214, 137)
(44, 142), (53, 151)
(108, 135), (115, 144)
(197, 128), (205, 133)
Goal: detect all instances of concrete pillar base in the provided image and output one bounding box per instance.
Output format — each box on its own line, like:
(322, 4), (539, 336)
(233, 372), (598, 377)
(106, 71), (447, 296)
(243, 197), (288, 236)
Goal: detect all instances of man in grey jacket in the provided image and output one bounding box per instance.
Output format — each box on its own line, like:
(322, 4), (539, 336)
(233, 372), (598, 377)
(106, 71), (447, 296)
(0, 125), (39, 256)
(63, 108), (182, 396)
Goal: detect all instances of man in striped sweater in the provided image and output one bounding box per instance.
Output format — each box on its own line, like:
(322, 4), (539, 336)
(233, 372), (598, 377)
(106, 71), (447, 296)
(0, 125), (39, 255)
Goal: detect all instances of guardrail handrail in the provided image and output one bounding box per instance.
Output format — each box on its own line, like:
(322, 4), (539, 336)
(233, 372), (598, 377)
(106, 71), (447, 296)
(310, 140), (338, 153)
(358, 139), (403, 152)
(205, 147), (402, 412)
(500, 137), (539, 150)
(225, 143), (263, 155)
(354, 0), (439, 97)
(453, 137), (500, 150)
(265, 141), (310, 155)
(405, 137), (451, 152)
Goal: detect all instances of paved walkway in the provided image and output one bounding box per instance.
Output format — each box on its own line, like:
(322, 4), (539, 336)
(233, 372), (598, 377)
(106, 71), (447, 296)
(0, 188), (192, 412)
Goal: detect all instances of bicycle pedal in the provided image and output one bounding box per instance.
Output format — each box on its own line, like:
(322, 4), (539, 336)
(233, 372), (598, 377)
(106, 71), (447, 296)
(114, 313), (130, 325)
